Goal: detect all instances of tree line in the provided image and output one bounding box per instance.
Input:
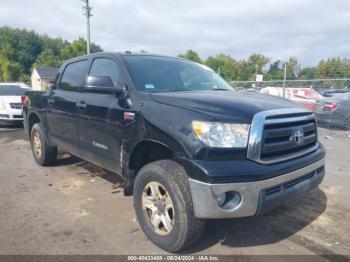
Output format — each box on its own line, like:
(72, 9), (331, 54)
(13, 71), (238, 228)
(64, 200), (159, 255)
(0, 26), (102, 82)
(178, 50), (350, 81)
(1, 26), (350, 83)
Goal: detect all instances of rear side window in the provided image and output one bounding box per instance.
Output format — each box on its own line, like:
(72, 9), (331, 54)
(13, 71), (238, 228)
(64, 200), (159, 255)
(89, 58), (119, 86)
(58, 60), (88, 92)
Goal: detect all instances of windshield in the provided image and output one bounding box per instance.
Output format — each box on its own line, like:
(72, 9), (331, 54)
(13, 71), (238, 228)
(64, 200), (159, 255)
(0, 85), (28, 96)
(124, 56), (234, 92)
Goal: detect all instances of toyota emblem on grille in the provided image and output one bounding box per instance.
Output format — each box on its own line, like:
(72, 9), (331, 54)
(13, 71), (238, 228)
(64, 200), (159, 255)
(294, 129), (304, 144)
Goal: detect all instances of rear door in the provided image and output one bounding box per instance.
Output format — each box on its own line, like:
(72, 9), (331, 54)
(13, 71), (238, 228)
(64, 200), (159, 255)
(76, 56), (125, 173)
(46, 59), (88, 154)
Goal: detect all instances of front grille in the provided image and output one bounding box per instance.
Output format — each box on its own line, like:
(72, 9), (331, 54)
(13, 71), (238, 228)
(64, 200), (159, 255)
(264, 167), (324, 196)
(13, 115), (23, 119)
(261, 119), (317, 162)
(247, 109), (319, 164)
(9, 103), (22, 109)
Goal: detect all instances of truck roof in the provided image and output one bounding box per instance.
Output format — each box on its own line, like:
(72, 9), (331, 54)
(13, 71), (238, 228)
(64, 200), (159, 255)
(63, 51), (182, 64)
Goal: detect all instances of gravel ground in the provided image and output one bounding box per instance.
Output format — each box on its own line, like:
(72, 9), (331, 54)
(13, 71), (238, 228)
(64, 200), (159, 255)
(0, 125), (349, 256)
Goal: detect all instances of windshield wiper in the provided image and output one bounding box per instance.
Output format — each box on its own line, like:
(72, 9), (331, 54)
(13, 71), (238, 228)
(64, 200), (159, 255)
(212, 88), (232, 91)
(150, 89), (189, 93)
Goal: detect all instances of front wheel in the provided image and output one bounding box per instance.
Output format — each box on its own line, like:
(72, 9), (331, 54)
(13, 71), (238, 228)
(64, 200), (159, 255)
(133, 160), (205, 252)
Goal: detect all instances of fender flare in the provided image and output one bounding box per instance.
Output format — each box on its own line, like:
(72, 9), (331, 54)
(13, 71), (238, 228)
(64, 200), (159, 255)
(27, 110), (43, 137)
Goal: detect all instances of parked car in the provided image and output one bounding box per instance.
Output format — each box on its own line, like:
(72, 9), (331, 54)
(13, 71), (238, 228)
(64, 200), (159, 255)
(260, 86), (324, 111)
(319, 88), (350, 97)
(23, 52), (325, 252)
(0, 82), (30, 89)
(315, 92), (350, 129)
(0, 83), (30, 125)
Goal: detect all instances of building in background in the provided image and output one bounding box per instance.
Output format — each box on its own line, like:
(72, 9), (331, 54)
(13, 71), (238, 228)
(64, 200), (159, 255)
(31, 67), (58, 90)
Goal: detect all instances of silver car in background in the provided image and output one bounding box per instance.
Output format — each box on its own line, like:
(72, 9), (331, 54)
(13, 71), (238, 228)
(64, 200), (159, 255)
(315, 92), (350, 130)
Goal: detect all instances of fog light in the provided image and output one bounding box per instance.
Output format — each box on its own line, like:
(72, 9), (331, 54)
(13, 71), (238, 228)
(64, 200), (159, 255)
(216, 191), (241, 210)
(216, 193), (227, 207)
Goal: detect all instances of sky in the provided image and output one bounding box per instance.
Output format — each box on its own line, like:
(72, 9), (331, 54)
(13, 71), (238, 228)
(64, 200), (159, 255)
(0, 0), (350, 66)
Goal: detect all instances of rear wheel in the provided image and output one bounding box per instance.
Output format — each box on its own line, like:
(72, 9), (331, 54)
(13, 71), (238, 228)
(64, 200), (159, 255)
(30, 123), (57, 166)
(133, 160), (205, 252)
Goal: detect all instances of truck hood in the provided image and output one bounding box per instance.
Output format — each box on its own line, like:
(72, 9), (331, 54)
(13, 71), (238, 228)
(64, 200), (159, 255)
(150, 90), (301, 122)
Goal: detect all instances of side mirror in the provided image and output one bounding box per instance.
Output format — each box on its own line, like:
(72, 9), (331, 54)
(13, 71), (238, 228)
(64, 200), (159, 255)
(83, 75), (127, 97)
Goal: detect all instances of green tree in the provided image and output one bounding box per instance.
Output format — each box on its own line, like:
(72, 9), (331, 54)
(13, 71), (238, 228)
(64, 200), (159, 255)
(0, 26), (104, 82)
(178, 49), (202, 63)
(205, 54), (240, 81)
(60, 37), (102, 60)
(266, 60), (284, 80)
(299, 67), (316, 80)
(14, 28), (43, 75)
(0, 42), (23, 81)
(4, 25), (350, 83)
(238, 53), (270, 80)
(315, 58), (350, 78)
(41, 35), (67, 57)
(0, 59), (22, 81)
(248, 53), (270, 74)
(34, 48), (62, 68)
(286, 57), (300, 79)
(0, 27), (42, 80)
(265, 57), (300, 80)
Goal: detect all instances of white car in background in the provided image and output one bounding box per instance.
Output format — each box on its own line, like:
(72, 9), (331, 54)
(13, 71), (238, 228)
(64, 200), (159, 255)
(0, 83), (31, 125)
(260, 86), (324, 111)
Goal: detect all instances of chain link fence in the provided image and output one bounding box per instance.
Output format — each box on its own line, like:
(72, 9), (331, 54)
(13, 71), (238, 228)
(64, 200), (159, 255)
(230, 79), (350, 137)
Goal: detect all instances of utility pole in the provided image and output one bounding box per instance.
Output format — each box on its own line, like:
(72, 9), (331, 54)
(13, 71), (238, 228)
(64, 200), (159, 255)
(282, 63), (287, 98)
(82, 0), (92, 54)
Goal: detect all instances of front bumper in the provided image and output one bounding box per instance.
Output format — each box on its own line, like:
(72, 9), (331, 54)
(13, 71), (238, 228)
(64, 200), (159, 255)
(188, 158), (325, 219)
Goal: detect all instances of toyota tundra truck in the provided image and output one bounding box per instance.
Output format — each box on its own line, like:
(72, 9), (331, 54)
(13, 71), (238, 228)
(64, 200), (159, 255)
(23, 52), (326, 252)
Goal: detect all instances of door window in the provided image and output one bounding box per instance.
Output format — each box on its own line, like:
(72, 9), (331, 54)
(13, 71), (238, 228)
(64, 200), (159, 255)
(58, 60), (88, 92)
(89, 58), (119, 86)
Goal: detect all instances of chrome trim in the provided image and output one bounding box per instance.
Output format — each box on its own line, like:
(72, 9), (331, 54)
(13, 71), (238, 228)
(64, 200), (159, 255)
(247, 108), (316, 164)
(188, 158), (325, 219)
(258, 143), (319, 164)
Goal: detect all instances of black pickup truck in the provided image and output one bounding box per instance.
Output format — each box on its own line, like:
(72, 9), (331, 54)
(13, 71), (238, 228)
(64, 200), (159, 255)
(23, 52), (326, 252)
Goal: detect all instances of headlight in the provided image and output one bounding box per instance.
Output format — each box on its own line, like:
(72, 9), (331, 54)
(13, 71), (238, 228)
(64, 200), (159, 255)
(192, 121), (250, 148)
(0, 99), (7, 111)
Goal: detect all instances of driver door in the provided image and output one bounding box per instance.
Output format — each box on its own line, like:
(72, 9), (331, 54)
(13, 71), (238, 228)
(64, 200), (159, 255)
(76, 56), (125, 174)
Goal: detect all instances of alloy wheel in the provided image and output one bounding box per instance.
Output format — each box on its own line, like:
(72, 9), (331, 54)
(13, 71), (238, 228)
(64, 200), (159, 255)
(142, 181), (175, 235)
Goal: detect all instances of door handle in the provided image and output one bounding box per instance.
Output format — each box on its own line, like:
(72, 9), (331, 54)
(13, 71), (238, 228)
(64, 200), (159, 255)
(76, 101), (87, 110)
(48, 98), (55, 104)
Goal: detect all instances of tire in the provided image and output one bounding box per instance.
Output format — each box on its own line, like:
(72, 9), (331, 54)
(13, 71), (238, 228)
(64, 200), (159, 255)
(133, 159), (205, 252)
(30, 123), (57, 166)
